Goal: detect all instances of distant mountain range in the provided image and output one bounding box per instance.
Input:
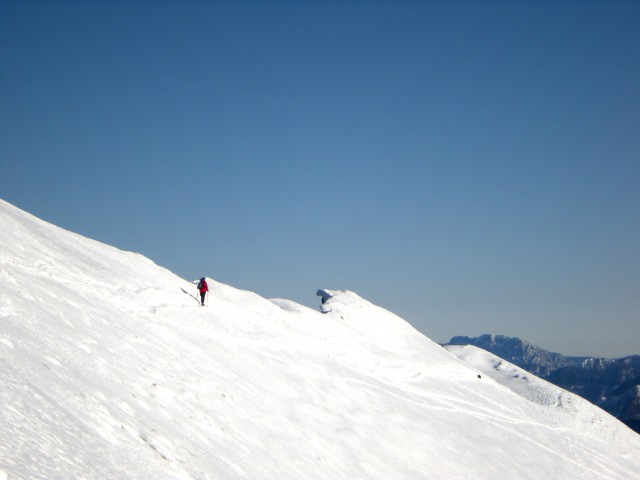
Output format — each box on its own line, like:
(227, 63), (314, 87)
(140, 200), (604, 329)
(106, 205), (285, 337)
(444, 334), (640, 434)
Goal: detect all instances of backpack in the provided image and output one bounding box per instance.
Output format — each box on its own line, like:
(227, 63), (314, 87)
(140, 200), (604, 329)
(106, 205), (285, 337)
(197, 280), (203, 290)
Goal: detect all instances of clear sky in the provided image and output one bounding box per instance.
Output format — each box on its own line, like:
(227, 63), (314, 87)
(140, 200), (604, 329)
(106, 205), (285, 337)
(1, 0), (638, 357)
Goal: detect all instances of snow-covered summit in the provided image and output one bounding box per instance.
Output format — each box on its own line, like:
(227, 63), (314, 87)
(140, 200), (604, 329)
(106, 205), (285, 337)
(1, 198), (640, 480)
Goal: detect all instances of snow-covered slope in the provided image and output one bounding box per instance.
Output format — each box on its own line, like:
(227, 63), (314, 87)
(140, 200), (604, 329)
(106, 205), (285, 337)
(446, 344), (613, 420)
(1, 198), (639, 480)
(444, 334), (640, 433)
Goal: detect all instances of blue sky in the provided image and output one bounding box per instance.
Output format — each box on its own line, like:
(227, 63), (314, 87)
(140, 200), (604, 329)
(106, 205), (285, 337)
(1, 0), (638, 357)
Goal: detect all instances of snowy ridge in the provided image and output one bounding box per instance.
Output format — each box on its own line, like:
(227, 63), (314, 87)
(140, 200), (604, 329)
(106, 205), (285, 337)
(1, 198), (640, 479)
(445, 334), (585, 376)
(444, 345), (631, 443)
(445, 344), (572, 408)
(444, 334), (640, 433)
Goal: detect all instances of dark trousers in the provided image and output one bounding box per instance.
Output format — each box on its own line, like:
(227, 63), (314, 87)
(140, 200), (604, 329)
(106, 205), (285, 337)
(200, 292), (206, 305)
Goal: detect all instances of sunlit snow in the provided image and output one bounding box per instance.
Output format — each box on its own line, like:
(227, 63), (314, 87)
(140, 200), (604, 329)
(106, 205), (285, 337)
(1, 198), (639, 479)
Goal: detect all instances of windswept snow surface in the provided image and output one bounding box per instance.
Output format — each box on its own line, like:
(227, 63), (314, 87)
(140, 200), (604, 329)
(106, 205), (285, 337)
(1, 198), (639, 480)
(445, 344), (633, 432)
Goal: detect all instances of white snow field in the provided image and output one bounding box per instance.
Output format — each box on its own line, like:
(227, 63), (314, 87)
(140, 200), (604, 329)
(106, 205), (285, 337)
(1, 198), (639, 480)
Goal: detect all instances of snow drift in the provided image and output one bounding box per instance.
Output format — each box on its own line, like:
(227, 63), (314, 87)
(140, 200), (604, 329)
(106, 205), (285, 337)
(1, 198), (639, 480)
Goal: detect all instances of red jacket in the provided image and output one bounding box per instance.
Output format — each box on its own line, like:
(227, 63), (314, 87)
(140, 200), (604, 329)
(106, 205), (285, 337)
(198, 279), (208, 292)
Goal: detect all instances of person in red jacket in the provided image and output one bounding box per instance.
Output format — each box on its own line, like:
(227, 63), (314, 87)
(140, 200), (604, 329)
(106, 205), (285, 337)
(197, 277), (208, 306)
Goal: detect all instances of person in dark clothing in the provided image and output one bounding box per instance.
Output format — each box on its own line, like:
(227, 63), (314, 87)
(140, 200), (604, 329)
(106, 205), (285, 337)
(197, 277), (208, 306)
